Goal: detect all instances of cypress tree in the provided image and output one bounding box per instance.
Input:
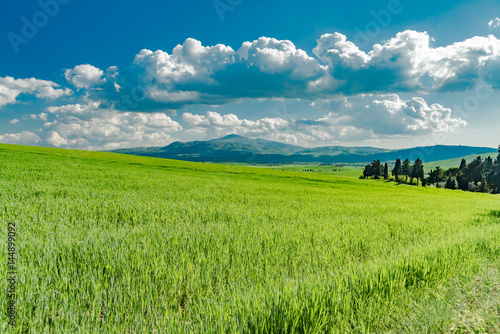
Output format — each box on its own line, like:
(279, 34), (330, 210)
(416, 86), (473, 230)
(457, 158), (469, 190)
(484, 156), (493, 175)
(402, 159), (411, 184)
(384, 163), (389, 180)
(392, 159), (402, 182)
(416, 159), (424, 186)
(478, 176), (490, 193)
(411, 159), (424, 186)
(459, 158), (467, 171)
(466, 156), (484, 185)
(373, 160), (382, 179)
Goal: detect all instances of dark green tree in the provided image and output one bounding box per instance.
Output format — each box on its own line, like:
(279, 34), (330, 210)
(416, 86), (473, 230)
(445, 167), (460, 178)
(428, 166), (445, 185)
(445, 176), (458, 190)
(363, 160), (383, 179)
(464, 156), (484, 186)
(411, 159), (424, 186)
(392, 159), (402, 182)
(384, 163), (389, 180)
(477, 176), (490, 193)
(373, 160), (381, 179)
(487, 147), (500, 193)
(459, 158), (467, 171)
(457, 173), (468, 191)
(456, 158), (468, 190)
(484, 156), (493, 175)
(402, 159), (411, 184)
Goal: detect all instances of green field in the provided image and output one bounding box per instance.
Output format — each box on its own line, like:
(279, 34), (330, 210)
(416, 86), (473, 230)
(266, 165), (364, 177)
(1, 143), (500, 333)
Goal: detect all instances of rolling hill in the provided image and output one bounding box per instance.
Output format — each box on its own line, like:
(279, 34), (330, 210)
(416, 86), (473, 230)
(423, 152), (499, 171)
(110, 134), (497, 164)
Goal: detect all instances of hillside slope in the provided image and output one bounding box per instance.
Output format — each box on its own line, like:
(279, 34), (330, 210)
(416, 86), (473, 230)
(424, 152), (499, 171)
(110, 135), (497, 164)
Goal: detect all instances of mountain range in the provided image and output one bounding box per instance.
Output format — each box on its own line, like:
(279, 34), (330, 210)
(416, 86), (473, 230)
(109, 134), (498, 164)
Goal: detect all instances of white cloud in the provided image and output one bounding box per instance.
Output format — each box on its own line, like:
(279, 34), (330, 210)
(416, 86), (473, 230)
(9, 119), (19, 124)
(133, 38), (235, 98)
(42, 102), (182, 150)
(5, 30), (500, 115)
(183, 111), (289, 139)
(124, 36), (325, 108)
(314, 32), (370, 69)
(88, 31), (500, 111)
(0, 76), (71, 108)
(29, 112), (48, 121)
(4, 31), (498, 149)
(46, 131), (68, 147)
(312, 94), (466, 135)
(46, 101), (102, 115)
(35, 85), (72, 99)
(182, 111), (369, 145)
(313, 30), (500, 92)
(237, 37), (324, 79)
(488, 18), (500, 29)
(0, 131), (41, 145)
(181, 93), (465, 146)
(65, 64), (106, 89)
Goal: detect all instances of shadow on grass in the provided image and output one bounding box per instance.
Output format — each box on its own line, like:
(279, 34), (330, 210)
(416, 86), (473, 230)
(488, 210), (500, 218)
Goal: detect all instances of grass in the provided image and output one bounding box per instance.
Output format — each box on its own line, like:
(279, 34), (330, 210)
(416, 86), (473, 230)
(0, 143), (499, 333)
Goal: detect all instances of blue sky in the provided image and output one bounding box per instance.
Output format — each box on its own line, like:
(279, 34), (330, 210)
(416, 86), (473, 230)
(1, 0), (499, 149)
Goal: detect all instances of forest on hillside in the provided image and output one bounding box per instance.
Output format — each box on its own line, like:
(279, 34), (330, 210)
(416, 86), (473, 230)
(362, 146), (500, 194)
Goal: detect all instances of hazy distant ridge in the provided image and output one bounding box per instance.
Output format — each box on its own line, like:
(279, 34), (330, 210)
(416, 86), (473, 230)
(109, 135), (497, 164)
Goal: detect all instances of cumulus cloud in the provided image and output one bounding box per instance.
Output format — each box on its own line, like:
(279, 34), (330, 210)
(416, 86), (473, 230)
(180, 95), (464, 146)
(0, 131), (41, 145)
(35, 85), (72, 99)
(313, 30), (500, 93)
(46, 101), (102, 115)
(4, 31), (495, 149)
(4, 30), (500, 113)
(312, 94), (466, 135)
(118, 36), (325, 110)
(183, 93), (465, 142)
(182, 111), (311, 144)
(182, 111), (370, 146)
(40, 102), (182, 150)
(65, 64), (107, 89)
(29, 112), (49, 121)
(72, 31), (500, 112)
(237, 37), (324, 79)
(183, 111), (290, 136)
(0, 76), (71, 108)
(314, 32), (370, 70)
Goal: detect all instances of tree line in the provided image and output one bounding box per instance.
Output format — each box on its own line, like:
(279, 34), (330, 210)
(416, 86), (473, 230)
(362, 145), (500, 194)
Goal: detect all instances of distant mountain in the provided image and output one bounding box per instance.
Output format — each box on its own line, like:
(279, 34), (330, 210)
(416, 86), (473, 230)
(109, 135), (497, 164)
